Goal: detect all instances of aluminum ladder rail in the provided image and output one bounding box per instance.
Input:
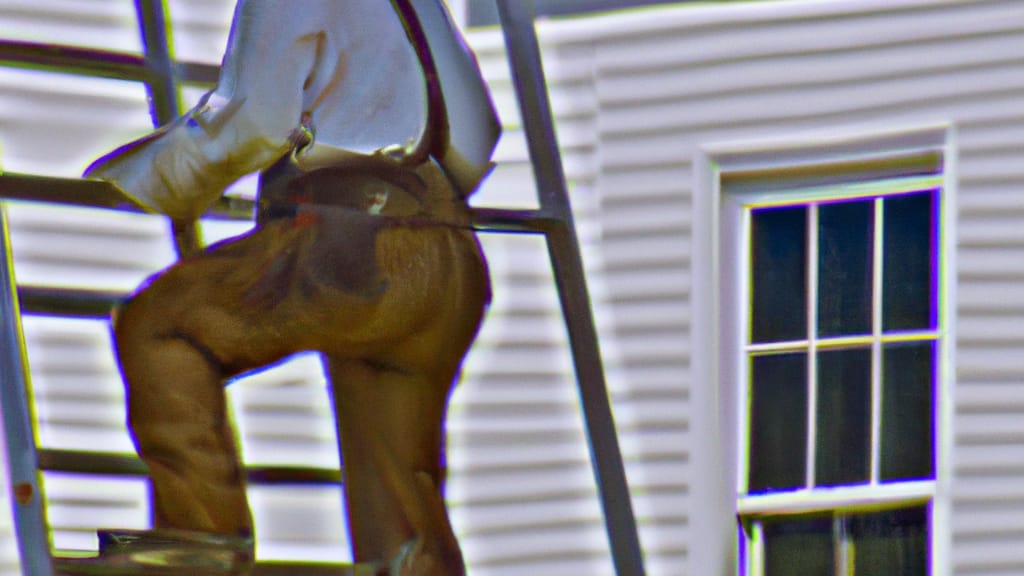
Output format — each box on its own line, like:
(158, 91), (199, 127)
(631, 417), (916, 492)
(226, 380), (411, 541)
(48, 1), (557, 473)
(0, 0), (646, 573)
(0, 210), (52, 576)
(491, 3), (645, 575)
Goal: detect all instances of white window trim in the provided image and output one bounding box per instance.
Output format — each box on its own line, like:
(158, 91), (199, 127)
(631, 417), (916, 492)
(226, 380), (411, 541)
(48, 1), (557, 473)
(689, 123), (957, 576)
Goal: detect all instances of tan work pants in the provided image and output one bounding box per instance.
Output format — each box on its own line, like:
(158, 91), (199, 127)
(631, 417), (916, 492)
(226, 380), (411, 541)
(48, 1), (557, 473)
(113, 163), (488, 574)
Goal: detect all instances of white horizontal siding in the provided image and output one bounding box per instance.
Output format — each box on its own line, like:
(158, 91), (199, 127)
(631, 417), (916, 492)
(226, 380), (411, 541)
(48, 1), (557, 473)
(5, 1), (1019, 575)
(0, 0), (140, 53)
(450, 228), (616, 574)
(0, 68), (155, 179)
(165, 0), (236, 64)
(565, 0), (1024, 574)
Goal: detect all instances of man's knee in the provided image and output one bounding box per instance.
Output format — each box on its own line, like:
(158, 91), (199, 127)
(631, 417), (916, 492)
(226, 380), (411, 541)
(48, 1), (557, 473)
(112, 289), (158, 349)
(114, 277), (237, 380)
(112, 283), (179, 351)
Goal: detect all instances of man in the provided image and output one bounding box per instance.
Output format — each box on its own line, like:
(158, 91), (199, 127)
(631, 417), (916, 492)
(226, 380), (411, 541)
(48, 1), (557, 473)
(84, 1), (500, 574)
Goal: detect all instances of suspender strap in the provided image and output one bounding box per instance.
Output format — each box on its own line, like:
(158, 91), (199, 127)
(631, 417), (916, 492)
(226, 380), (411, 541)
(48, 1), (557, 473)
(389, 0), (450, 166)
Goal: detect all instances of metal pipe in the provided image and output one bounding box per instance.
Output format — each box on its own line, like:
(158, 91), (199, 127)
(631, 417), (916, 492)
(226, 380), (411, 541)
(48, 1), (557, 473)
(495, 2), (646, 574)
(0, 208), (54, 576)
(0, 173), (255, 220)
(133, 0), (179, 127)
(468, 207), (555, 234)
(16, 287), (125, 319)
(0, 174), (144, 212)
(134, 0), (203, 259)
(38, 449), (343, 486)
(0, 40), (219, 86)
(0, 40), (148, 81)
(0, 174), (562, 233)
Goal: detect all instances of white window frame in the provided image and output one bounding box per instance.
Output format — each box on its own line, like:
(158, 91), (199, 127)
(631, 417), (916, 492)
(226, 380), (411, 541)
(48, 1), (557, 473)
(689, 124), (956, 576)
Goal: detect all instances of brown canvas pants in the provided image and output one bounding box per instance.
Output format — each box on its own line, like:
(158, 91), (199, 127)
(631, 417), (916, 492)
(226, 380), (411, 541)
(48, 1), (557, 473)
(112, 162), (489, 574)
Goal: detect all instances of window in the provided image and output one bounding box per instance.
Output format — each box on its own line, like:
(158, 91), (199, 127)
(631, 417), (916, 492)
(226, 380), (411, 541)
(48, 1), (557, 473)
(704, 130), (953, 576)
(738, 182), (941, 575)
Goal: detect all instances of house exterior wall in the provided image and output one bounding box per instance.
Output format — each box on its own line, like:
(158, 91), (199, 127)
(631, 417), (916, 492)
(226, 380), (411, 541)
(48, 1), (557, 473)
(529, 0), (1022, 573)
(0, 1), (1021, 575)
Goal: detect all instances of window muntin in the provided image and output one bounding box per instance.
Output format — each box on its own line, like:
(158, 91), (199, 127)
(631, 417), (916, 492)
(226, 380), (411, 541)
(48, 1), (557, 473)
(738, 180), (942, 576)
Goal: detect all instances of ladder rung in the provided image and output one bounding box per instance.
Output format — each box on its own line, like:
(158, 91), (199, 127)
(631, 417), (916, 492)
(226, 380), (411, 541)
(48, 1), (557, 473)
(0, 39), (220, 86)
(470, 207), (555, 234)
(252, 562), (356, 575)
(0, 173), (255, 220)
(39, 450), (147, 477)
(39, 449), (342, 485)
(1, 173), (565, 236)
(0, 173), (141, 212)
(55, 556), (356, 575)
(18, 287), (125, 318)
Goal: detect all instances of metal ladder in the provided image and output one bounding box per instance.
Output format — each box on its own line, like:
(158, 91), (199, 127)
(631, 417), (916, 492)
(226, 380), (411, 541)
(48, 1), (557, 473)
(0, 1), (646, 574)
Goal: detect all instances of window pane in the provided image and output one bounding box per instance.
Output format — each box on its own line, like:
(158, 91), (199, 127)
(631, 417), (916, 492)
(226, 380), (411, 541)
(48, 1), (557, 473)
(818, 200), (873, 337)
(749, 353), (807, 493)
(763, 515), (834, 576)
(881, 343), (935, 481)
(883, 191), (937, 331)
(851, 506), (928, 576)
(751, 206), (807, 343)
(815, 348), (871, 487)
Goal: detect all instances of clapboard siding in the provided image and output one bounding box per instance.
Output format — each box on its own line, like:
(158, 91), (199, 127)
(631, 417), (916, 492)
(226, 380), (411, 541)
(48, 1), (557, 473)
(1, 1), (1021, 575)
(555, 1), (1024, 574)
(0, 0), (141, 53)
(0, 68), (156, 179)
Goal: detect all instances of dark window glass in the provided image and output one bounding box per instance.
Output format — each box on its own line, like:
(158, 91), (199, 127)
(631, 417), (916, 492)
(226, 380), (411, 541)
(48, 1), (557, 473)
(815, 348), (872, 487)
(749, 353), (808, 493)
(881, 343), (935, 481)
(763, 515), (834, 576)
(883, 191), (936, 331)
(818, 200), (874, 337)
(751, 206), (807, 343)
(851, 506), (928, 576)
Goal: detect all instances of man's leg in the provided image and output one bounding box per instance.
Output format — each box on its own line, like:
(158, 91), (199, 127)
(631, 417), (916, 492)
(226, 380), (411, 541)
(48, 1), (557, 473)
(112, 168), (488, 568)
(327, 359), (465, 576)
(112, 222), (318, 536)
(321, 222), (490, 575)
(114, 306), (252, 535)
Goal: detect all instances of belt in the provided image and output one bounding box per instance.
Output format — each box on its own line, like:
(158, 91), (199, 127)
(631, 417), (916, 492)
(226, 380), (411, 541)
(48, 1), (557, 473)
(256, 154), (471, 230)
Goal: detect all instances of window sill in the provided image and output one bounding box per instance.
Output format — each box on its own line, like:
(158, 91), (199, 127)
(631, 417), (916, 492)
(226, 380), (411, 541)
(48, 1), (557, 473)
(738, 479), (935, 517)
